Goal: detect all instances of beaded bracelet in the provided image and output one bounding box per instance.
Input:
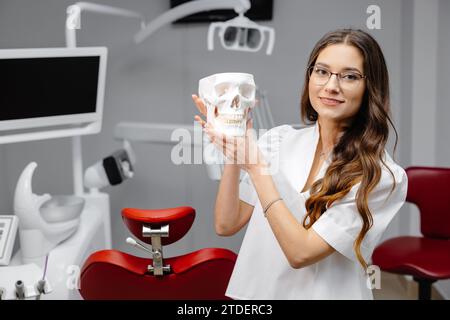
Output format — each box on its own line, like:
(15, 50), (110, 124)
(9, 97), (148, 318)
(263, 197), (283, 217)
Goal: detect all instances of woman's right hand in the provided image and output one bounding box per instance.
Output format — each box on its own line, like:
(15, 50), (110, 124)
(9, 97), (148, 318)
(192, 94), (207, 128)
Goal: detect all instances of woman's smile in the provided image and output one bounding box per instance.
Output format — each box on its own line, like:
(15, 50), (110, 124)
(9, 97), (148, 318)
(319, 97), (345, 106)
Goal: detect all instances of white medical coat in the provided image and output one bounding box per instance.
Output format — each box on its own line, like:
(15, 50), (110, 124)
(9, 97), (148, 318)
(225, 122), (408, 300)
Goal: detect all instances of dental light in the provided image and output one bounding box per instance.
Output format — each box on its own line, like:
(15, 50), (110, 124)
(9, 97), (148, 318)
(134, 0), (275, 55)
(207, 11), (275, 55)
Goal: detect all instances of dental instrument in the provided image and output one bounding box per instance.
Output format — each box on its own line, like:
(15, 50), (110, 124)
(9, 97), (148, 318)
(35, 280), (46, 300)
(0, 263), (53, 300)
(15, 280), (25, 300)
(126, 237), (154, 256)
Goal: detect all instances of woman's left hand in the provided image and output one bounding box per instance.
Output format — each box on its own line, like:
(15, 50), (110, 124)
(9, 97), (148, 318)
(203, 119), (267, 172)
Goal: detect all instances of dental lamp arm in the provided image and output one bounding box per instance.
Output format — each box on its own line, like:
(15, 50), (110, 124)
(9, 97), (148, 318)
(66, 1), (145, 47)
(134, 0), (251, 43)
(65, 2), (144, 195)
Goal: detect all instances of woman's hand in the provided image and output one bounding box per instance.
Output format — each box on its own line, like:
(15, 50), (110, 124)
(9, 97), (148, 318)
(192, 94), (207, 128)
(191, 93), (268, 172)
(204, 119), (268, 172)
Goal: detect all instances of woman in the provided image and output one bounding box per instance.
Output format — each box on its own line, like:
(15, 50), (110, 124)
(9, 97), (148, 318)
(192, 29), (407, 300)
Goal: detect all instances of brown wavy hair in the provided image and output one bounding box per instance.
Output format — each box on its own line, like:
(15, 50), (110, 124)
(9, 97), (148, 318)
(300, 29), (398, 269)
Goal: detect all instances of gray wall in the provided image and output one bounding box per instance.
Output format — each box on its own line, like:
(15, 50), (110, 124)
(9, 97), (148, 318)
(0, 0), (448, 298)
(437, 0), (450, 163)
(435, 0), (450, 298)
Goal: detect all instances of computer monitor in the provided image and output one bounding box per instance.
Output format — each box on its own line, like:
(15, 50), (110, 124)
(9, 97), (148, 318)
(0, 47), (107, 143)
(170, 0), (274, 23)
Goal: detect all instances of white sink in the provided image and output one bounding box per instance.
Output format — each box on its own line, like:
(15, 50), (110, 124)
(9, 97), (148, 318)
(40, 195), (85, 223)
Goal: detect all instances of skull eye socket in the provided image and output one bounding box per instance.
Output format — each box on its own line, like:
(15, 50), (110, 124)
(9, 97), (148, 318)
(214, 82), (232, 97)
(239, 84), (254, 99)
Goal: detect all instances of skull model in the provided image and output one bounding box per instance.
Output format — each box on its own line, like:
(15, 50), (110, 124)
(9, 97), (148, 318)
(198, 72), (256, 136)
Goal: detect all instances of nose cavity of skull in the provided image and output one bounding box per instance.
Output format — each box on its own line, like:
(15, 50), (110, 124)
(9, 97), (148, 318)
(231, 95), (240, 109)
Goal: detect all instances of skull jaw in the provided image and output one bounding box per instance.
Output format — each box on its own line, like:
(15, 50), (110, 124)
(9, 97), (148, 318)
(213, 117), (246, 137)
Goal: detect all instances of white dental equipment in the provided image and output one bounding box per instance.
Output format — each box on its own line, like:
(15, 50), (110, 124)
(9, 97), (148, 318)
(0, 45), (111, 299)
(0, 215), (19, 266)
(208, 12), (275, 55)
(13, 162), (84, 264)
(134, 0), (275, 55)
(84, 140), (136, 191)
(0, 263), (52, 300)
(199, 72), (256, 137)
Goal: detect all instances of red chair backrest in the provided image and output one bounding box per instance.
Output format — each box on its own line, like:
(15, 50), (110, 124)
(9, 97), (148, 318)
(406, 167), (450, 239)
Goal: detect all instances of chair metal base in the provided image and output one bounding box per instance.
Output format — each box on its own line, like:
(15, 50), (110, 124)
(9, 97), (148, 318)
(413, 277), (437, 300)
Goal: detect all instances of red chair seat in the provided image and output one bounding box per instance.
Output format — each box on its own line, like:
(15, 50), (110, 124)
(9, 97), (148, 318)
(373, 236), (450, 280)
(80, 248), (237, 300)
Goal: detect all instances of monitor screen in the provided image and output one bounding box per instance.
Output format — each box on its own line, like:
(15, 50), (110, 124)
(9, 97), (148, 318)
(0, 47), (107, 134)
(170, 0), (274, 23)
(0, 56), (99, 121)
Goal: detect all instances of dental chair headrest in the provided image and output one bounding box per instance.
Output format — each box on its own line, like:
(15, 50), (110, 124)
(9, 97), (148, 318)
(121, 206), (195, 245)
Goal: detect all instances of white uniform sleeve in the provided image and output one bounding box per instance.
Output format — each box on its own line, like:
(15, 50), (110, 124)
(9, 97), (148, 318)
(239, 172), (258, 206)
(238, 125), (292, 207)
(311, 165), (408, 262)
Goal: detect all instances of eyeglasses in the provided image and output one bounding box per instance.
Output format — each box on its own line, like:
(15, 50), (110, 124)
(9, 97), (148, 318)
(308, 65), (366, 90)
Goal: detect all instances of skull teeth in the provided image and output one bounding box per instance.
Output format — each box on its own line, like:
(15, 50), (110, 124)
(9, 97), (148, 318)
(217, 114), (244, 120)
(217, 114), (245, 125)
(224, 119), (242, 125)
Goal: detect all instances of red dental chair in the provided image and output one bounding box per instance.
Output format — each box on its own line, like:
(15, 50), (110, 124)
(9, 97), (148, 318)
(372, 167), (450, 300)
(79, 206), (237, 300)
